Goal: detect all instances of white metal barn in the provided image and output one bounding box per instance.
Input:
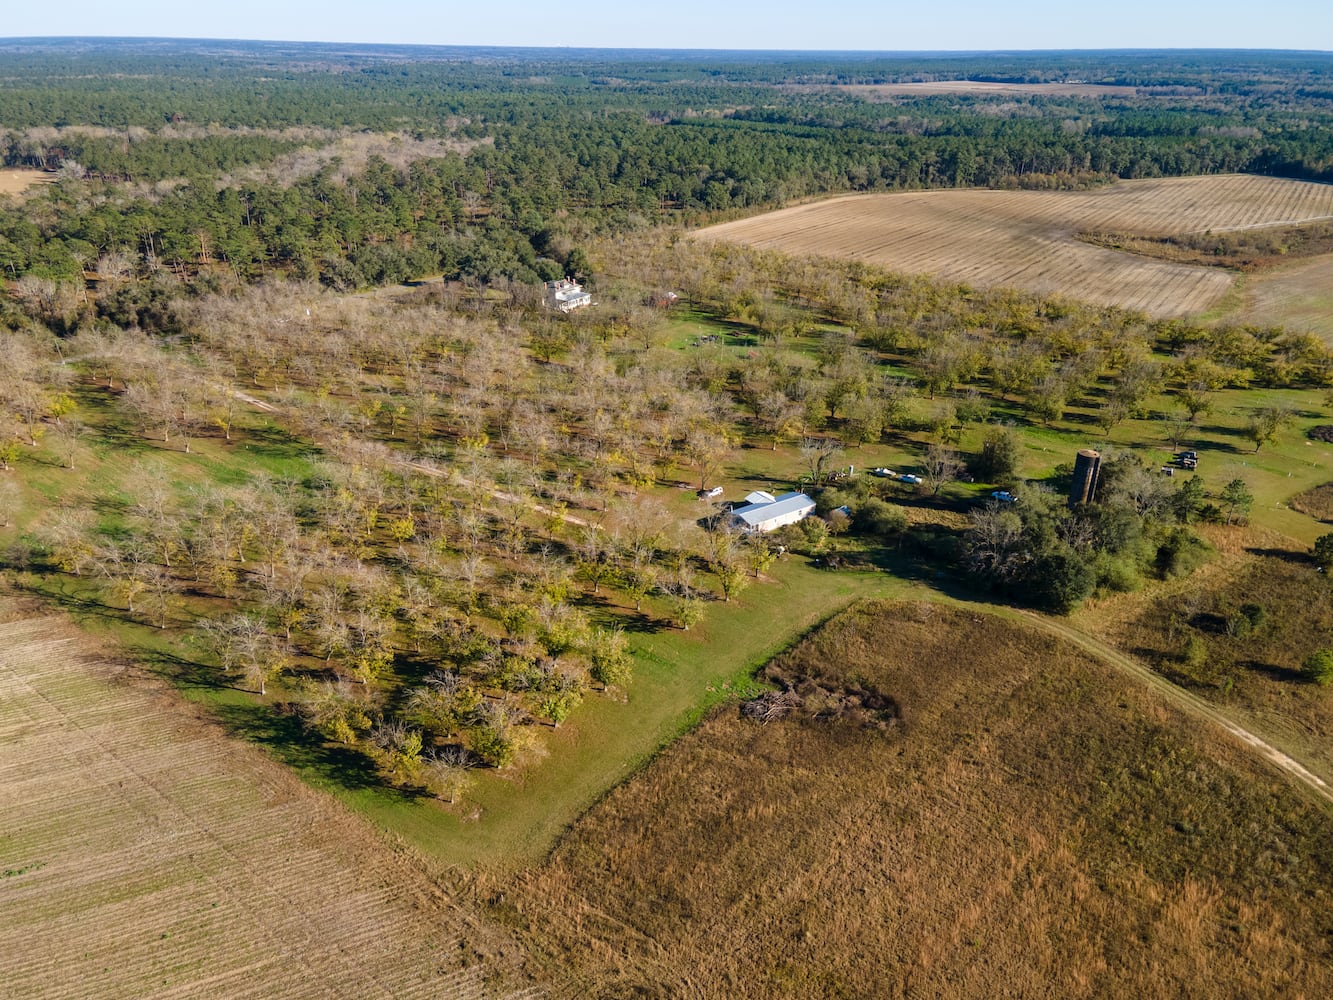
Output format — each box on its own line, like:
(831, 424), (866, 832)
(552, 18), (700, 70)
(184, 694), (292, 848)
(729, 491), (816, 533)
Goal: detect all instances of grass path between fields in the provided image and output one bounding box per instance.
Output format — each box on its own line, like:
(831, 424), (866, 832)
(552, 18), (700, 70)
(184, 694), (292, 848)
(350, 562), (919, 871)
(1018, 610), (1333, 807)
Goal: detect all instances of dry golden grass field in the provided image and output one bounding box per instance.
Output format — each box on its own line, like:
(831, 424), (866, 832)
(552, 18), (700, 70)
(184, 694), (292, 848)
(697, 175), (1333, 318)
(0, 601), (538, 1000)
(497, 602), (1333, 999)
(1077, 526), (1333, 791)
(0, 168), (54, 196)
(1232, 255), (1333, 341)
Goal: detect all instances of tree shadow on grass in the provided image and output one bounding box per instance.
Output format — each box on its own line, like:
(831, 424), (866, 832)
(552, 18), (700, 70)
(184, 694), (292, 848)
(1244, 546), (1314, 564)
(242, 422), (312, 463)
(130, 644), (235, 693)
(572, 591), (665, 635)
(1126, 650), (1225, 692)
(19, 575), (130, 627)
(1242, 658), (1310, 685)
(212, 699), (409, 796)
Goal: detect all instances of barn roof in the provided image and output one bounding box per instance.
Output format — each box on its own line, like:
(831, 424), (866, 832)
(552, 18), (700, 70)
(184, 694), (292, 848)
(730, 491), (815, 528)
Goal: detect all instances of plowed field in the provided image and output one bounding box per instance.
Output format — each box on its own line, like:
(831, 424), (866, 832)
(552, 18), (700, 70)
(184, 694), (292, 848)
(698, 175), (1333, 317)
(1237, 254), (1333, 341)
(0, 608), (537, 1000)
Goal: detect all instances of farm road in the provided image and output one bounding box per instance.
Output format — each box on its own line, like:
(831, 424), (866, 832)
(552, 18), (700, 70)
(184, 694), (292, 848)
(1020, 610), (1333, 807)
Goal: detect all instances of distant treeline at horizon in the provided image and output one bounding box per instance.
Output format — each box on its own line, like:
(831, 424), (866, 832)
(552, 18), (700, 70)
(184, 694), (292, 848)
(0, 42), (1330, 292)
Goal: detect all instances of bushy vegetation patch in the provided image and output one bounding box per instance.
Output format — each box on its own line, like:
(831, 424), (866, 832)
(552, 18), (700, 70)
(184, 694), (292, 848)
(1104, 549), (1333, 777)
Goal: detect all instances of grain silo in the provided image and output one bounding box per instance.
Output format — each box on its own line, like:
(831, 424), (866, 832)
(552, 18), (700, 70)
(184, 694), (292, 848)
(1069, 449), (1101, 507)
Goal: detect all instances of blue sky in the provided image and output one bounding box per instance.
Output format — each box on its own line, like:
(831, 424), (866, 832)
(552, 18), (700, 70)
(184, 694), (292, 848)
(4, 1), (1331, 51)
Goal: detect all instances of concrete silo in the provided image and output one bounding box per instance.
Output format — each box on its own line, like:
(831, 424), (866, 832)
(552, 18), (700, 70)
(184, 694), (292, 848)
(1069, 449), (1101, 507)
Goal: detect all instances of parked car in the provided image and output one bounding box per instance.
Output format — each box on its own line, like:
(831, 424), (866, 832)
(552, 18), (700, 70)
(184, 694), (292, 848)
(991, 490), (1016, 503)
(899, 474), (923, 486)
(698, 486), (724, 499)
(869, 467), (897, 478)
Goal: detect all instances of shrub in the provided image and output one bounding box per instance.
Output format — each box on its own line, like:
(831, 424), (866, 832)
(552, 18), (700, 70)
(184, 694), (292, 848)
(970, 425), (1021, 483)
(789, 515), (829, 555)
(1183, 635), (1208, 669)
(1302, 649), (1333, 686)
(1233, 602), (1267, 636)
(587, 627), (632, 687)
(1092, 552), (1141, 593)
(857, 498), (908, 539)
(1156, 528), (1212, 578)
(1025, 549), (1095, 614)
(469, 720), (517, 767)
(1314, 533), (1333, 568)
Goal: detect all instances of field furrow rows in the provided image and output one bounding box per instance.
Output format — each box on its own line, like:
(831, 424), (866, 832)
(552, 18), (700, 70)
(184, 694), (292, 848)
(699, 175), (1333, 316)
(0, 604), (529, 999)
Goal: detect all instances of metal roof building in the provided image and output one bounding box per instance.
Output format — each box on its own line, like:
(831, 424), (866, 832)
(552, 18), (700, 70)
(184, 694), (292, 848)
(729, 491), (816, 533)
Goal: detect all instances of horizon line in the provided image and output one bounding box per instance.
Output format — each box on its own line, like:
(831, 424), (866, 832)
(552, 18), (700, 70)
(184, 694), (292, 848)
(2, 36), (1331, 57)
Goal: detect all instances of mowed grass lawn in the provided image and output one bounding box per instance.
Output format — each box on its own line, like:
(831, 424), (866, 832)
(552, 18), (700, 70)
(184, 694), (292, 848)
(709, 382), (1331, 547)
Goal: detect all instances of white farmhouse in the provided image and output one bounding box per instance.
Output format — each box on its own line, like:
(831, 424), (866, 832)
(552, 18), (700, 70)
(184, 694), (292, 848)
(544, 277), (592, 312)
(729, 491), (816, 533)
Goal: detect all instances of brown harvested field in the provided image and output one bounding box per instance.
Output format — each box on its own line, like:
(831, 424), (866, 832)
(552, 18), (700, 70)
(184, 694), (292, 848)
(0, 605), (537, 1000)
(840, 81), (1143, 98)
(1232, 254), (1333, 342)
(500, 601), (1333, 999)
(697, 175), (1333, 317)
(0, 168), (54, 196)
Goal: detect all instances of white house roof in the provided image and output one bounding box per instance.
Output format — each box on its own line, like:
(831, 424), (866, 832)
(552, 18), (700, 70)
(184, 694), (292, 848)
(744, 490), (776, 505)
(731, 491), (815, 528)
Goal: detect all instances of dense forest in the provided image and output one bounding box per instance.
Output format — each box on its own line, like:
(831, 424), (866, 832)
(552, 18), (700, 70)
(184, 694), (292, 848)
(2, 42), (1333, 291)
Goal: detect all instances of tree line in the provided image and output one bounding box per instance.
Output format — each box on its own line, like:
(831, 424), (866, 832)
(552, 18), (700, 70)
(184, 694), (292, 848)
(2, 43), (1332, 294)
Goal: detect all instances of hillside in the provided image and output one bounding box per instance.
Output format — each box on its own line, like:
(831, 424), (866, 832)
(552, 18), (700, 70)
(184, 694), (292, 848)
(499, 601), (1333, 998)
(696, 175), (1333, 318)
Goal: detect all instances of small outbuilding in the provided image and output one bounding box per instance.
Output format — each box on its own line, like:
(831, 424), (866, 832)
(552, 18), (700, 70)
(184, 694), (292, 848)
(544, 277), (592, 312)
(729, 491), (816, 533)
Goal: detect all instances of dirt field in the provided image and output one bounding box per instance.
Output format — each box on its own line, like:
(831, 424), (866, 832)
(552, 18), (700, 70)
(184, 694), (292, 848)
(840, 81), (1143, 99)
(501, 602), (1333, 998)
(0, 603), (539, 1000)
(697, 175), (1333, 317)
(0, 168), (54, 196)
